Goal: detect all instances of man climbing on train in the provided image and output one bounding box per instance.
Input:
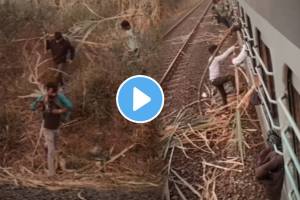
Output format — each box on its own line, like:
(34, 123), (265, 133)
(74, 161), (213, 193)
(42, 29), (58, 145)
(208, 43), (236, 105)
(208, 36), (247, 105)
(46, 32), (75, 87)
(31, 82), (73, 177)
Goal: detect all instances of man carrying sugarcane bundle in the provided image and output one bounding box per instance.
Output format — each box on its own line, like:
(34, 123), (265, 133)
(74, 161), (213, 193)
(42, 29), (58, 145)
(31, 82), (73, 177)
(46, 32), (75, 88)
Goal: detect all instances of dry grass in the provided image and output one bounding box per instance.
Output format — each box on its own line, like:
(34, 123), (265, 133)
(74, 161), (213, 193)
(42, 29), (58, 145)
(0, 106), (23, 158)
(160, 55), (258, 199)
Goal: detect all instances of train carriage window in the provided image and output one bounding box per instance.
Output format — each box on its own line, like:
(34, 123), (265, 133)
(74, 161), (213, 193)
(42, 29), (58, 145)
(256, 29), (278, 119)
(287, 67), (300, 188)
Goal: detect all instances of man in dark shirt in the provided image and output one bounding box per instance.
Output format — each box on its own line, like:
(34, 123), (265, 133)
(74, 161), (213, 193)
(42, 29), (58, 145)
(46, 32), (75, 86)
(31, 82), (73, 176)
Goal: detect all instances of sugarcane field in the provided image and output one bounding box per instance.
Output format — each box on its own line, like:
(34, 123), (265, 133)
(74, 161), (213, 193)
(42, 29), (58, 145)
(1, 0), (298, 200)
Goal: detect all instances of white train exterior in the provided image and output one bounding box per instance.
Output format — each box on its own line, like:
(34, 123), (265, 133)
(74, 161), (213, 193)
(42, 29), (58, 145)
(231, 0), (300, 199)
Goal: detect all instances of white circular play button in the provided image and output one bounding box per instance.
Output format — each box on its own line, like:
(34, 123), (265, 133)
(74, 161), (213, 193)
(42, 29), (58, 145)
(116, 75), (164, 124)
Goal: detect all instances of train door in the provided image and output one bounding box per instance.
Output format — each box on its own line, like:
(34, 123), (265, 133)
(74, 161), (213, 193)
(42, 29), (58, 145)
(256, 29), (278, 120)
(287, 67), (300, 187)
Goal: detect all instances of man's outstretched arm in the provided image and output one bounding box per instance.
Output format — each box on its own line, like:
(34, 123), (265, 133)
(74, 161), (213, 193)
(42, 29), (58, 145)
(215, 45), (235, 62)
(31, 96), (44, 111)
(232, 44), (247, 65)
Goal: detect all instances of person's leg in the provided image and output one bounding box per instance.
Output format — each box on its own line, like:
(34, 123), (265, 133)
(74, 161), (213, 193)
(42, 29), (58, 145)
(215, 13), (230, 28)
(220, 16), (230, 28)
(216, 84), (227, 105)
(215, 14), (222, 24)
(56, 63), (65, 87)
(43, 128), (57, 176)
(41, 122), (48, 161)
(220, 75), (235, 90)
(212, 79), (227, 105)
(227, 75), (235, 88)
(53, 129), (60, 170)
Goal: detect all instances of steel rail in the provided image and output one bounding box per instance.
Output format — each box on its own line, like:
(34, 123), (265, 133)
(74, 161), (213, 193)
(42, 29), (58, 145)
(162, 0), (206, 39)
(159, 0), (212, 84)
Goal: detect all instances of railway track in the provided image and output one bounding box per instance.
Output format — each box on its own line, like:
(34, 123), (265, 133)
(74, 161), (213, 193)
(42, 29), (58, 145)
(158, 0), (213, 127)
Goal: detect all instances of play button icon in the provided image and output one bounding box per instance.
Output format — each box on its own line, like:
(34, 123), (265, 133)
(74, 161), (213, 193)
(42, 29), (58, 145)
(116, 75), (164, 123)
(133, 87), (151, 112)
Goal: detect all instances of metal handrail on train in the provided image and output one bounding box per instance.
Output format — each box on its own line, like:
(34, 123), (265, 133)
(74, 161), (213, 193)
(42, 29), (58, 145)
(239, 27), (280, 129)
(237, 8), (281, 129)
(242, 28), (254, 42)
(285, 160), (300, 200)
(282, 127), (300, 173)
(245, 59), (257, 84)
(238, 17), (254, 41)
(256, 68), (278, 104)
(238, 18), (257, 76)
(240, 39), (258, 85)
(282, 128), (300, 200)
(256, 94), (272, 130)
(278, 95), (300, 141)
(257, 87), (281, 130)
(238, 18), (247, 28)
(240, 26), (248, 41)
(245, 42), (255, 58)
(237, 15), (281, 130)
(237, 6), (273, 77)
(278, 95), (300, 199)
(252, 47), (274, 76)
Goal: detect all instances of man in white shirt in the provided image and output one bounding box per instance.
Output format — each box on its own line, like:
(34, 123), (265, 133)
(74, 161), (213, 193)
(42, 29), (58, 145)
(208, 44), (248, 105)
(120, 20), (140, 57)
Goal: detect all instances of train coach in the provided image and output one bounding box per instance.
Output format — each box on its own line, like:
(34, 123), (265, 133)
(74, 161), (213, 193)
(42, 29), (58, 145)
(230, 0), (300, 199)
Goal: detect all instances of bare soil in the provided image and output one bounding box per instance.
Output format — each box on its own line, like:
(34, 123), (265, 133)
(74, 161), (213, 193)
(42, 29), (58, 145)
(0, 184), (162, 200)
